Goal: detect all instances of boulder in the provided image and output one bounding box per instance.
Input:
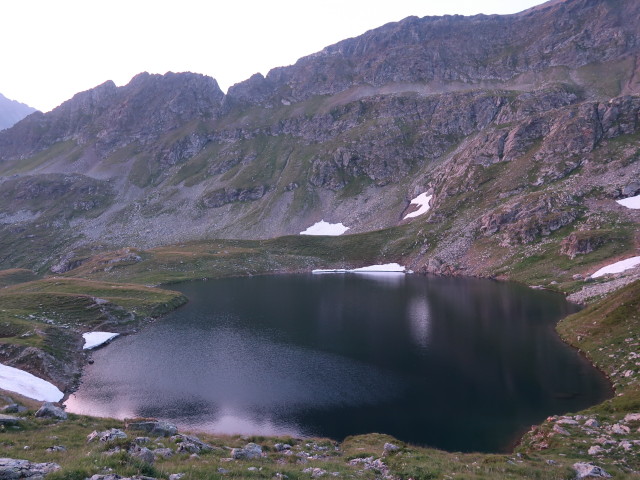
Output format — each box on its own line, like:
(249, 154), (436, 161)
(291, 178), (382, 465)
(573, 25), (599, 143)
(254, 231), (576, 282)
(34, 403), (67, 420)
(0, 414), (21, 426)
(170, 433), (213, 452)
(0, 457), (61, 479)
(129, 446), (154, 464)
(87, 428), (128, 443)
(45, 445), (66, 453)
(2, 404), (27, 414)
(573, 462), (611, 478)
(232, 442), (263, 459)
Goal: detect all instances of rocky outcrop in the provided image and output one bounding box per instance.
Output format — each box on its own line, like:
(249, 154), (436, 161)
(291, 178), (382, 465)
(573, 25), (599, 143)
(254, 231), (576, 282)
(0, 458), (60, 479)
(201, 185), (269, 208)
(560, 231), (608, 258)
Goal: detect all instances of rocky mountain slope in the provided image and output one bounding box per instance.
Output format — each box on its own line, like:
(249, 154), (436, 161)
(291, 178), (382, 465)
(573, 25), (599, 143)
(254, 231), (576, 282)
(0, 93), (36, 130)
(0, 0), (638, 279)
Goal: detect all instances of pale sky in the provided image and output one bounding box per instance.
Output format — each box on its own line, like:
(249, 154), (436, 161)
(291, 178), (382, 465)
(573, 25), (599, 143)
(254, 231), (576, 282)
(1, 0), (547, 112)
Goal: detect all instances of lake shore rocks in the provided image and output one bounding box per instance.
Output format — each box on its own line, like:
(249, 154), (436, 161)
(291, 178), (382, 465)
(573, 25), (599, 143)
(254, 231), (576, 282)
(34, 402), (67, 420)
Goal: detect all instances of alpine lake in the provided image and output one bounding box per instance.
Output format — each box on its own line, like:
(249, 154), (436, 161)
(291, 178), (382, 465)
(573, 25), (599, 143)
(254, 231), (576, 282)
(65, 273), (611, 453)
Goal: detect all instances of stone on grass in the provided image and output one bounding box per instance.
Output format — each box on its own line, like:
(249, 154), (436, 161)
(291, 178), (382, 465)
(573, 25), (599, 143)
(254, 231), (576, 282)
(624, 413), (640, 423)
(383, 442), (399, 454)
(34, 403), (67, 420)
(232, 442), (263, 459)
(2, 404), (27, 414)
(0, 457), (61, 478)
(573, 462), (611, 478)
(87, 428), (128, 443)
(584, 418), (600, 428)
(0, 414), (21, 426)
(130, 446), (154, 464)
(588, 445), (604, 455)
(45, 445), (66, 453)
(552, 424), (570, 435)
(169, 474), (185, 480)
(610, 423), (630, 435)
(154, 448), (175, 458)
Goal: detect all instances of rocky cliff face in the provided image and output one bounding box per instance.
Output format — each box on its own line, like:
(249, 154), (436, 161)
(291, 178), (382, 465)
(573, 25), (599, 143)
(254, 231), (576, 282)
(0, 0), (638, 276)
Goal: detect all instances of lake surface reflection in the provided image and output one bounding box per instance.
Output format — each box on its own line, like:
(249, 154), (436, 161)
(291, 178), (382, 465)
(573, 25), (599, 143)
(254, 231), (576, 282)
(66, 274), (611, 452)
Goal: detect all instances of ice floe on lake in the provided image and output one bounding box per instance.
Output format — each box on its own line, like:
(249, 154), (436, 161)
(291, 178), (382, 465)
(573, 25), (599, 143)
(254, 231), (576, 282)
(83, 332), (119, 350)
(616, 194), (640, 209)
(300, 220), (349, 236)
(403, 193), (432, 220)
(0, 363), (64, 402)
(591, 256), (640, 278)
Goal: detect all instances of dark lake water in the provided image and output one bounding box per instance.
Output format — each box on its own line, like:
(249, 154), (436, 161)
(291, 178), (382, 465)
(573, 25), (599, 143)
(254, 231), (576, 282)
(65, 273), (611, 452)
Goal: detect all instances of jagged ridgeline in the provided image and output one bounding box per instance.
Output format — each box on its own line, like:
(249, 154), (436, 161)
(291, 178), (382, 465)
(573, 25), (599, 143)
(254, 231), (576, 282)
(0, 0), (638, 277)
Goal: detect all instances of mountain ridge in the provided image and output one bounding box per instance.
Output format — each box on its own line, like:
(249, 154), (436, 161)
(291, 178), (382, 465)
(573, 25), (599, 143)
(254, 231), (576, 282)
(0, 0), (637, 282)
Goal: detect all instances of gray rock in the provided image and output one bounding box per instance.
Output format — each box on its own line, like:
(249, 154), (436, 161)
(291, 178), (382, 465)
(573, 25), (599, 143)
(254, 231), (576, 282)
(624, 413), (640, 423)
(232, 442), (263, 459)
(0, 457), (61, 479)
(588, 445), (604, 455)
(2, 404), (27, 414)
(134, 437), (150, 444)
(87, 428), (128, 443)
(383, 442), (399, 454)
(218, 468), (230, 474)
(552, 424), (571, 435)
(153, 448), (174, 459)
(87, 475), (158, 480)
(126, 420), (177, 437)
(0, 414), (21, 426)
(34, 403), (67, 420)
(170, 434), (213, 452)
(169, 475), (185, 480)
(621, 182), (640, 197)
(584, 418), (600, 428)
(610, 423), (630, 435)
(45, 445), (66, 453)
(130, 446), (154, 464)
(275, 443), (292, 452)
(573, 462), (611, 478)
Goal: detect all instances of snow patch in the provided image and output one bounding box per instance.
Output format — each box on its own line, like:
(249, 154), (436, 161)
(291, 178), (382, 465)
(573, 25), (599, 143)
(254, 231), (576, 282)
(300, 220), (349, 236)
(616, 195), (640, 209)
(83, 332), (119, 350)
(313, 263), (407, 274)
(403, 193), (432, 220)
(591, 256), (640, 278)
(0, 363), (64, 402)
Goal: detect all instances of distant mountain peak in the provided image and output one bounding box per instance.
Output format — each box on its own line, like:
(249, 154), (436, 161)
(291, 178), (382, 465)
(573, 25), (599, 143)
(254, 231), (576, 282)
(0, 93), (37, 130)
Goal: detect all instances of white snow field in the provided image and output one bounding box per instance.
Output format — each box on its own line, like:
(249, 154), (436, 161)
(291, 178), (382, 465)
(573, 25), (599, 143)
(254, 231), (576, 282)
(403, 193), (433, 219)
(616, 194), (640, 209)
(300, 221), (349, 236)
(313, 263), (407, 274)
(0, 363), (64, 402)
(591, 256), (640, 278)
(82, 332), (119, 350)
